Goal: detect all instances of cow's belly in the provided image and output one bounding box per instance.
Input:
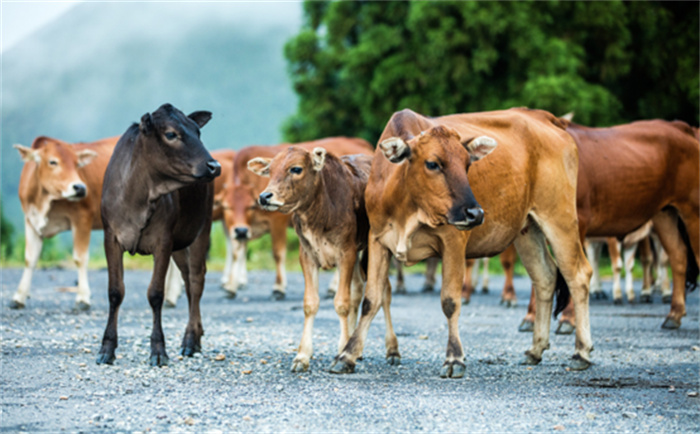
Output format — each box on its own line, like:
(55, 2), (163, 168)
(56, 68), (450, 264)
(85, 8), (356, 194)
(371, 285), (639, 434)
(464, 219), (522, 258)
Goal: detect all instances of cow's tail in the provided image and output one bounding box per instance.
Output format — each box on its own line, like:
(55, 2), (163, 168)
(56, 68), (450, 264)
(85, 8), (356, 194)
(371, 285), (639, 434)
(553, 268), (570, 318)
(678, 218), (699, 292)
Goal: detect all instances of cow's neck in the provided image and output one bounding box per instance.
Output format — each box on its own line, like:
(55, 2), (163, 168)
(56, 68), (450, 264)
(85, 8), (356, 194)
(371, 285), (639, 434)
(293, 174), (343, 231)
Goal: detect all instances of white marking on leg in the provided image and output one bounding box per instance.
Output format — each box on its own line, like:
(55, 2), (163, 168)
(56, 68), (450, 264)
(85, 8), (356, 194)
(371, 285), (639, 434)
(13, 221), (43, 306)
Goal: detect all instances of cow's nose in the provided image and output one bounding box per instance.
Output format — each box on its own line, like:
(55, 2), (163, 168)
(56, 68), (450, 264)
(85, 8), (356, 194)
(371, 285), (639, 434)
(206, 160), (221, 177)
(234, 227), (249, 240)
(73, 184), (87, 198)
(259, 192), (273, 206)
(465, 207), (484, 227)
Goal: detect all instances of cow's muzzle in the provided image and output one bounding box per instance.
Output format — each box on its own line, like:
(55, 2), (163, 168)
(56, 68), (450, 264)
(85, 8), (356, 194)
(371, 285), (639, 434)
(234, 227), (250, 240)
(449, 207), (484, 231)
(258, 191), (282, 211)
(65, 183), (87, 201)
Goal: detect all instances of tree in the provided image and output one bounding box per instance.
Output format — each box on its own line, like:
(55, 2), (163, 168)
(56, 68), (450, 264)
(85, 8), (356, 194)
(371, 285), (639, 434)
(283, 0), (699, 144)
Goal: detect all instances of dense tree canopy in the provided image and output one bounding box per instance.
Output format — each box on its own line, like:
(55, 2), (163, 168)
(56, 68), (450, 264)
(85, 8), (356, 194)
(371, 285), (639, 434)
(283, 1), (699, 144)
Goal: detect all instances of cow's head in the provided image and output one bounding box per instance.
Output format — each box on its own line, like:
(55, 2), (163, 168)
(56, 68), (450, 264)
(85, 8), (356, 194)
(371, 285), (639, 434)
(15, 137), (97, 202)
(221, 177), (258, 241)
(378, 125), (496, 230)
(138, 103), (220, 183)
(247, 146), (327, 214)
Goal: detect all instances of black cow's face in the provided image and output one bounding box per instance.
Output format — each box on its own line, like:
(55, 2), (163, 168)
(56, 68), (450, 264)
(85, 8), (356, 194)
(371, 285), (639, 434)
(139, 103), (221, 183)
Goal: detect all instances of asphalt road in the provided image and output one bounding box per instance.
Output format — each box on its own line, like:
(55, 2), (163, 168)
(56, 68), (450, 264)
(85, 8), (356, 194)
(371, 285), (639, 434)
(1, 267), (698, 432)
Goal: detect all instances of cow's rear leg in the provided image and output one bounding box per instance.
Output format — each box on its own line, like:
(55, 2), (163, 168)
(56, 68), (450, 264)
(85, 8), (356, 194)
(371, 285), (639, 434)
(393, 258), (406, 294)
(639, 237), (655, 303)
(97, 227), (124, 365)
(439, 245), (468, 379)
(11, 221), (44, 309)
(146, 248), (172, 367)
(500, 245), (517, 307)
(622, 242), (639, 303)
(586, 240), (605, 300)
(179, 222), (209, 356)
(423, 257), (439, 292)
(333, 253), (358, 353)
(164, 258), (183, 308)
(462, 258), (475, 303)
(292, 246), (319, 372)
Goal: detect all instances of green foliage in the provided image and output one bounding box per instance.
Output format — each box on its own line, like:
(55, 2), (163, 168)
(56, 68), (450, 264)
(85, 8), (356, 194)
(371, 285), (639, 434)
(283, 0), (698, 144)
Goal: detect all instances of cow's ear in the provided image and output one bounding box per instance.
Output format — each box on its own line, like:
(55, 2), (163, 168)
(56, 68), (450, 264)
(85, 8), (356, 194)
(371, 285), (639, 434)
(76, 149), (98, 168)
(188, 111), (212, 128)
(14, 144), (40, 163)
(379, 137), (411, 163)
(463, 136), (497, 161)
(140, 113), (154, 135)
(311, 147), (327, 171)
(247, 157), (272, 177)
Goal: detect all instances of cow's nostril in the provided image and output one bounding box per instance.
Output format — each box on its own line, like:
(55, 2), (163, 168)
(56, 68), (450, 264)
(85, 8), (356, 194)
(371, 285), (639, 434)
(73, 184), (87, 197)
(234, 227), (249, 240)
(259, 192), (273, 206)
(206, 160), (221, 176)
(465, 207), (484, 226)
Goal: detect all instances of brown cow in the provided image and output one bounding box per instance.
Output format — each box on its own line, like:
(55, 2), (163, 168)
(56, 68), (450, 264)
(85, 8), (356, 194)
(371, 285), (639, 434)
(249, 147), (396, 372)
(330, 108), (593, 377)
(220, 137), (374, 300)
(520, 119), (699, 333)
(97, 104), (220, 366)
(11, 135), (119, 310)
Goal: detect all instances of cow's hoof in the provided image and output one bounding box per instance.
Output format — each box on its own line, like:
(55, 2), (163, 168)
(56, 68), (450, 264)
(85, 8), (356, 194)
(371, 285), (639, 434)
(164, 300), (176, 308)
(291, 357), (309, 373)
(520, 351), (541, 366)
(518, 319), (534, 333)
(627, 298), (636, 305)
(421, 284), (435, 293)
(591, 291), (607, 300)
(224, 290), (237, 299)
(501, 299), (517, 308)
(324, 289), (336, 299)
(569, 354), (592, 371)
(439, 361), (466, 378)
(639, 294), (652, 304)
(661, 317), (681, 330)
(180, 344), (200, 357)
(462, 298), (470, 305)
(149, 354), (169, 367)
(9, 300), (25, 310)
(613, 298), (623, 305)
(329, 358), (355, 374)
(96, 352), (115, 365)
(555, 321), (575, 335)
(394, 286), (407, 295)
(662, 295), (672, 304)
(271, 290), (286, 301)
(481, 286), (489, 294)
(386, 352), (401, 366)
(74, 301), (91, 312)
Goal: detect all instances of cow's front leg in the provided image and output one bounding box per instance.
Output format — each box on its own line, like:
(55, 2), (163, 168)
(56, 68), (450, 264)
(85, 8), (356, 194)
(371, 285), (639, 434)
(334, 252), (358, 352)
(423, 257), (439, 292)
(70, 216), (93, 311)
(220, 223), (233, 286)
(97, 227), (124, 365)
(147, 245), (173, 367)
(331, 236), (390, 374)
(11, 221), (43, 309)
(439, 244), (468, 378)
(292, 246), (319, 372)
(180, 218), (210, 357)
(270, 221), (288, 300)
(223, 238), (247, 298)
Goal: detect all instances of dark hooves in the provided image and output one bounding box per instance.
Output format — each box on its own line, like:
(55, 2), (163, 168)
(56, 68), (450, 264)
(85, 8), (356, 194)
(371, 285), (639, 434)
(164, 300), (177, 308)
(462, 298), (470, 305)
(394, 286), (407, 295)
(386, 353), (401, 366)
(271, 290), (286, 301)
(439, 361), (466, 378)
(149, 354), (169, 367)
(500, 299), (517, 308)
(421, 284), (435, 293)
(662, 295), (672, 304)
(329, 358), (355, 374)
(73, 301), (91, 312)
(520, 352), (541, 366)
(324, 289), (336, 299)
(661, 317), (681, 330)
(180, 344), (201, 357)
(8, 300), (25, 310)
(96, 352), (115, 365)
(224, 290), (237, 300)
(569, 354), (592, 371)
(639, 294), (652, 304)
(518, 319), (534, 333)
(481, 287), (489, 294)
(613, 298), (623, 305)
(555, 321), (575, 335)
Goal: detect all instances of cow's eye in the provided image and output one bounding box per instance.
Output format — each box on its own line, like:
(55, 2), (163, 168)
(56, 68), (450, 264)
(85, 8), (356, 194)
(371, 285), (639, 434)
(425, 161), (440, 171)
(49, 159), (58, 167)
(164, 132), (177, 141)
(290, 166), (303, 175)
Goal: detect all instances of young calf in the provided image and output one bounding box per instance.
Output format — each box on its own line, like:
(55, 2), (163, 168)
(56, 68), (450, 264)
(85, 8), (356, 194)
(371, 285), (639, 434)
(97, 103), (221, 366)
(248, 147), (398, 372)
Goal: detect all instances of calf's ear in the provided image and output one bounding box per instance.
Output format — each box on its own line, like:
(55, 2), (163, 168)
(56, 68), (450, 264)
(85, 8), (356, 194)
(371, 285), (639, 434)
(247, 157), (272, 177)
(463, 135), (497, 161)
(311, 147), (327, 171)
(76, 150), (98, 168)
(188, 111), (212, 128)
(379, 137), (411, 163)
(140, 113), (154, 135)
(14, 144), (40, 163)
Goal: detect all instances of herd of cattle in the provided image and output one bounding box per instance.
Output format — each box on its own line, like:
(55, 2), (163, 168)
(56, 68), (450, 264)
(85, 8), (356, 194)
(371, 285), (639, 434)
(9, 103), (699, 377)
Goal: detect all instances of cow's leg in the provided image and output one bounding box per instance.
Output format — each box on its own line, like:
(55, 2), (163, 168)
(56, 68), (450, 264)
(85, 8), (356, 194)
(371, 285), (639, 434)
(423, 257), (439, 292)
(675, 202), (700, 267)
(270, 221), (288, 300)
(333, 252), (358, 353)
(519, 286), (536, 332)
(164, 257), (183, 308)
(223, 238), (246, 298)
(462, 258), (475, 303)
(651, 234), (671, 301)
(500, 245), (517, 307)
(326, 269), (340, 299)
(11, 221), (43, 309)
(439, 244), (468, 379)
(331, 236), (391, 374)
(96, 227), (124, 365)
(622, 243), (639, 303)
(292, 246), (319, 372)
(220, 223), (233, 286)
(639, 237), (654, 303)
(381, 263), (400, 365)
(68, 215), (92, 311)
(537, 215), (593, 370)
(652, 210), (689, 329)
(393, 258), (406, 294)
(146, 246), (173, 367)
(348, 261), (364, 337)
(586, 241), (605, 299)
(181, 220), (210, 357)
(609, 239), (624, 304)
(480, 258), (490, 293)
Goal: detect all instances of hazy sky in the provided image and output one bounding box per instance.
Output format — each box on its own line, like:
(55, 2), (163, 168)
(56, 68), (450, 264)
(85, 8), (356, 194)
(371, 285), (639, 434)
(2, 1), (81, 52)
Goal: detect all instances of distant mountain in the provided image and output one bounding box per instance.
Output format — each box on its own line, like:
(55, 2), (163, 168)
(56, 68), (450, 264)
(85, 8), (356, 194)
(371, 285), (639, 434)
(1, 2), (302, 228)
